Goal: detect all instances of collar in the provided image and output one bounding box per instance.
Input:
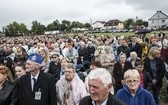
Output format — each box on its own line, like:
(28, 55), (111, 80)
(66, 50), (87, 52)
(31, 71), (40, 80)
(92, 98), (108, 105)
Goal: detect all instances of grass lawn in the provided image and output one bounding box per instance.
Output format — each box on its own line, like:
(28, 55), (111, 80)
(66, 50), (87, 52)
(86, 30), (168, 38)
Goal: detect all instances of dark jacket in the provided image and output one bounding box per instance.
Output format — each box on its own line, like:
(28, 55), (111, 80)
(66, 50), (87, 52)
(142, 70), (152, 90)
(87, 46), (95, 62)
(128, 42), (142, 58)
(78, 47), (89, 64)
(113, 61), (133, 93)
(117, 45), (131, 58)
(48, 61), (61, 83)
(18, 71), (57, 105)
(79, 92), (125, 105)
(0, 81), (18, 105)
(143, 57), (165, 87)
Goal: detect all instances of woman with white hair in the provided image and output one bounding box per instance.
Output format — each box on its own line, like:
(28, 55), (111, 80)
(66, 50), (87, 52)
(56, 63), (87, 105)
(116, 69), (156, 105)
(113, 53), (133, 93)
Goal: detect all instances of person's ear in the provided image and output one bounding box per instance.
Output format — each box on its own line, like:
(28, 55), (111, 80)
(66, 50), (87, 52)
(107, 83), (113, 91)
(35, 64), (40, 69)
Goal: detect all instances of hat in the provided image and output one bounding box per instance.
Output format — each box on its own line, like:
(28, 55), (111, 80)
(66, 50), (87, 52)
(28, 53), (43, 64)
(51, 52), (60, 57)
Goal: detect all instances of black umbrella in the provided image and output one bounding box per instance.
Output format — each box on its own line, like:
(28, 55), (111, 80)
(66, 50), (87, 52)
(135, 29), (150, 34)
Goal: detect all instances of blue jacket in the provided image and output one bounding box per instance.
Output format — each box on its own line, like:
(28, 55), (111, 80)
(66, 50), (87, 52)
(116, 85), (156, 105)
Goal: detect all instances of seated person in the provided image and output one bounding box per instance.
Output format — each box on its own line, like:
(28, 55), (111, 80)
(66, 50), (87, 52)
(0, 65), (18, 105)
(15, 62), (26, 79)
(134, 59), (152, 90)
(116, 69), (156, 105)
(56, 63), (87, 105)
(80, 68), (125, 105)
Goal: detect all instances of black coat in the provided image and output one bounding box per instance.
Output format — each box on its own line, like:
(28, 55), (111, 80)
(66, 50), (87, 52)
(117, 45), (131, 58)
(141, 70), (152, 90)
(48, 61), (61, 83)
(143, 57), (165, 87)
(78, 47), (89, 64)
(87, 46), (95, 62)
(0, 81), (18, 105)
(79, 92), (125, 105)
(18, 71), (57, 105)
(128, 42), (142, 58)
(113, 61), (133, 93)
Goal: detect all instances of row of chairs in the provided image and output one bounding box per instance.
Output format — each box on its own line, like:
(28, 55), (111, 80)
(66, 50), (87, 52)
(75, 60), (90, 81)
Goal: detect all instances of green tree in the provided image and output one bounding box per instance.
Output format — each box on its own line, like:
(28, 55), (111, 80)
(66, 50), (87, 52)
(124, 19), (134, 29)
(60, 20), (71, 32)
(47, 23), (56, 31)
(19, 23), (29, 35)
(6, 21), (29, 36)
(31, 20), (45, 35)
(71, 21), (84, 28)
(84, 23), (91, 28)
(142, 21), (148, 27)
(47, 19), (60, 31)
(135, 19), (143, 26)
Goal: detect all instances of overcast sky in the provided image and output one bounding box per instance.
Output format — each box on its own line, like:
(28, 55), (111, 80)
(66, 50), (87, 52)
(0, 0), (168, 30)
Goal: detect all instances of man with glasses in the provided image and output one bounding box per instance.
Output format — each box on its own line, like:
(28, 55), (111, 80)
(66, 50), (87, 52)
(116, 69), (156, 105)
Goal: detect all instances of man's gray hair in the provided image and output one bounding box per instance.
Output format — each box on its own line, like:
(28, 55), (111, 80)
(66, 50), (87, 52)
(88, 68), (112, 86)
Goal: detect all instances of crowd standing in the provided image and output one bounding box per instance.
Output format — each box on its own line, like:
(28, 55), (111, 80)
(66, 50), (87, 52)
(0, 31), (168, 105)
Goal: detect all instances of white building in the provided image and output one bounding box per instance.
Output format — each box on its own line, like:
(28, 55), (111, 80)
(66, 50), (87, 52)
(92, 21), (105, 30)
(148, 11), (168, 29)
(92, 20), (124, 32)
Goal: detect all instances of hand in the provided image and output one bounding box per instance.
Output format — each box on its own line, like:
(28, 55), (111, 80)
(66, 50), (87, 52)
(152, 79), (157, 84)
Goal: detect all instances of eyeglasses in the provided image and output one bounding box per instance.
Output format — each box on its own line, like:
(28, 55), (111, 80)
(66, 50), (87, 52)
(52, 57), (57, 58)
(126, 80), (139, 85)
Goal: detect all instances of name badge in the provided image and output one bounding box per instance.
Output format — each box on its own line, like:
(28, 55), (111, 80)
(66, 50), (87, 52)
(35, 89), (41, 100)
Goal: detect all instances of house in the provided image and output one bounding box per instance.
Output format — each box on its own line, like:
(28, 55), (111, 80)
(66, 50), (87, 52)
(92, 21), (106, 30)
(104, 19), (124, 30)
(92, 19), (124, 32)
(148, 11), (168, 29)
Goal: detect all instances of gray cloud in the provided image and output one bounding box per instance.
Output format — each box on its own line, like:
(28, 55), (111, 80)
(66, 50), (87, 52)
(0, 0), (168, 30)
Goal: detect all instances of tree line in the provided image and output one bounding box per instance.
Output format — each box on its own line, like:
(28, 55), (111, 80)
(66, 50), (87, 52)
(2, 18), (148, 36)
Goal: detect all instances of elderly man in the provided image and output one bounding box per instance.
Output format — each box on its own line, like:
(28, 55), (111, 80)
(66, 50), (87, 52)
(116, 69), (156, 105)
(63, 42), (78, 66)
(56, 63), (87, 105)
(127, 51), (140, 68)
(100, 46), (116, 74)
(17, 53), (57, 105)
(79, 68), (125, 105)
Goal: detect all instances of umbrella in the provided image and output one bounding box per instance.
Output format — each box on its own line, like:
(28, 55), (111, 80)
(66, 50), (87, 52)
(135, 29), (151, 34)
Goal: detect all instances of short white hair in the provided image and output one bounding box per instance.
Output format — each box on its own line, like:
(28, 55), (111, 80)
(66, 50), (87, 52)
(124, 69), (140, 80)
(130, 51), (137, 57)
(88, 68), (112, 86)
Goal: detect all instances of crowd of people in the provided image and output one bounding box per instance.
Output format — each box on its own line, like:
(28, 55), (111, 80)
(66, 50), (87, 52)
(0, 31), (168, 105)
